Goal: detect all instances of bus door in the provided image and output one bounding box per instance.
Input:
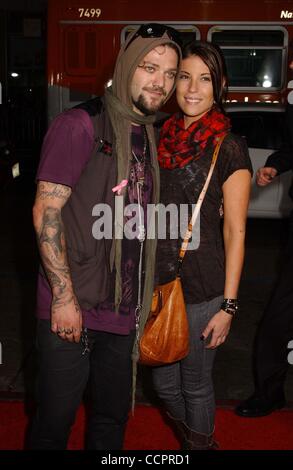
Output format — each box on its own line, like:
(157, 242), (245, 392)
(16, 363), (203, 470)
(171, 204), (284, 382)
(49, 22), (122, 120)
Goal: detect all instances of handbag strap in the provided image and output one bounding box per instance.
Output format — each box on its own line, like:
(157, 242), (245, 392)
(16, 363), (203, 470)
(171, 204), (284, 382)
(177, 133), (226, 272)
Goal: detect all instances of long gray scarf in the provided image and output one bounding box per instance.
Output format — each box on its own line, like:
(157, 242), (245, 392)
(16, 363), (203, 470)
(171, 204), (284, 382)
(104, 87), (158, 311)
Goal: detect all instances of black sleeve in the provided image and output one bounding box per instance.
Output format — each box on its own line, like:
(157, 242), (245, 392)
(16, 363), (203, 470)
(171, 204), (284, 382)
(218, 133), (253, 185)
(265, 104), (293, 174)
(265, 147), (293, 174)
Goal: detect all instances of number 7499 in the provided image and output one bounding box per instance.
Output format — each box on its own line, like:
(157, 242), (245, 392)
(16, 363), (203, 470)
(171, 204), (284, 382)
(78, 8), (101, 18)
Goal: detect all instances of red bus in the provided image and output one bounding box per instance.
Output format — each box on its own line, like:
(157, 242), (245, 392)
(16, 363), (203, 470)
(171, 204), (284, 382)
(47, 0), (293, 120)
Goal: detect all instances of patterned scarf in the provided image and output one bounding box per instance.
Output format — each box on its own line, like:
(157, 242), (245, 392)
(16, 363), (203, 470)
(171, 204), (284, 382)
(158, 106), (231, 169)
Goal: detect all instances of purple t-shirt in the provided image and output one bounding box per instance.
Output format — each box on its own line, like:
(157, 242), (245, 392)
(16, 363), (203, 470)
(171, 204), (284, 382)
(36, 108), (152, 334)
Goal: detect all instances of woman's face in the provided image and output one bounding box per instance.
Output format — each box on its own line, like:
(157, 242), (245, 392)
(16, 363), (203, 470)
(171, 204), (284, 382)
(176, 55), (214, 128)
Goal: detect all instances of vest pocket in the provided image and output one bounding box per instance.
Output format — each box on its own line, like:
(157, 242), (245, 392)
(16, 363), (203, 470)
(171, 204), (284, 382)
(67, 245), (110, 310)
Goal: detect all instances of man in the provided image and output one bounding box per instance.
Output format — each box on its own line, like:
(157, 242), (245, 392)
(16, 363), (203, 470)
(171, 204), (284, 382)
(235, 58), (293, 418)
(30, 24), (181, 449)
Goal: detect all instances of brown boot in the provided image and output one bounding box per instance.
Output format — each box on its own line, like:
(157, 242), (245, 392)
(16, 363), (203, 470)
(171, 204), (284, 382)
(185, 426), (219, 450)
(166, 412), (189, 449)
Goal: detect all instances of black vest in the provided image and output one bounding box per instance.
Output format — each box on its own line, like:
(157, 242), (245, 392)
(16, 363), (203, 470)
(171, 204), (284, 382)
(61, 97), (117, 309)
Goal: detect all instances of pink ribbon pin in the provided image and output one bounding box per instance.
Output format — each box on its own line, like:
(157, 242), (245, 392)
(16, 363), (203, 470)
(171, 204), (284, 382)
(112, 179), (128, 195)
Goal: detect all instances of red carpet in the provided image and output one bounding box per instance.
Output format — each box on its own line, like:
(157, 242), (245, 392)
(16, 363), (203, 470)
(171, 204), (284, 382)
(0, 402), (292, 450)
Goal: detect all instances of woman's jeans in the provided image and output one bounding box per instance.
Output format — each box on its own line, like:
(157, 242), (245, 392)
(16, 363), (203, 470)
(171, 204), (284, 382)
(152, 296), (222, 435)
(30, 319), (135, 450)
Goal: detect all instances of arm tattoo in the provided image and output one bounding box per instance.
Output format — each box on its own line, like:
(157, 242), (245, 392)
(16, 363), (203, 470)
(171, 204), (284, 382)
(39, 207), (63, 255)
(46, 269), (67, 295)
(37, 206), (73, 304)
(52, 293), (81, 311)
(37, 182), (71, 201)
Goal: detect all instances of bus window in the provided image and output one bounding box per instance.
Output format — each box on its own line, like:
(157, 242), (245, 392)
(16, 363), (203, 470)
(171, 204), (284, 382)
(208, 28), (287, 91)
(223, 49), (282, 88)
(212, 30), (285, 46)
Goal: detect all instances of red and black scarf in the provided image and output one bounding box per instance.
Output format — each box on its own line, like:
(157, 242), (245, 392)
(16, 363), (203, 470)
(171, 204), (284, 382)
(158, 106), (231, 169)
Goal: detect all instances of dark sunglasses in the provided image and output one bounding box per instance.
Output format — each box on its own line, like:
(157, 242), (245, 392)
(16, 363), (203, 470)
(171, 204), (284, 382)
(125, 23), (182, 50)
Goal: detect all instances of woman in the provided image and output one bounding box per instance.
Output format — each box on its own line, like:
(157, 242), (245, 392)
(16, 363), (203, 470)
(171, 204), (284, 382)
(152, 41), (252, 450)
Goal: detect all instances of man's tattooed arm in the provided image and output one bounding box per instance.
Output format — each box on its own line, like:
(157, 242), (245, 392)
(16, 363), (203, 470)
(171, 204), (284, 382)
(33, 182), (74, 307)
(33, 181), (82, 341)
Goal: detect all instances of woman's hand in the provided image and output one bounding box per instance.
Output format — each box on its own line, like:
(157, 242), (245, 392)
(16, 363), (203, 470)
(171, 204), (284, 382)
(200, 310), (233, 349)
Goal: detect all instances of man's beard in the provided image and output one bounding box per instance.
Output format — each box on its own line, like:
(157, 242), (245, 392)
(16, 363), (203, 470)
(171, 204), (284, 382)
(132, 93), (165, 116)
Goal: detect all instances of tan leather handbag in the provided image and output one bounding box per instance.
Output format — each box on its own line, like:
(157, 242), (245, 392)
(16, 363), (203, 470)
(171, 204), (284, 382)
(139, 135), (226, 367)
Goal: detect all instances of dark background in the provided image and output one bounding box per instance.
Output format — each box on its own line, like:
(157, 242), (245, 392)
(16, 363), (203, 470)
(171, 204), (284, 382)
(0, 0), (47, 177)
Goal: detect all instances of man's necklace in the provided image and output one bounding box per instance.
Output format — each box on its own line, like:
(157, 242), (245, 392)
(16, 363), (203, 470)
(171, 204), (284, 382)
(130, 127), (147, 243)
(131, 127), (147, 183)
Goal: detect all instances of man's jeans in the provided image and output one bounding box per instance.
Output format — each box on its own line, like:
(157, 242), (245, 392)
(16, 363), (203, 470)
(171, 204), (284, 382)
(30, 319), (135, 449)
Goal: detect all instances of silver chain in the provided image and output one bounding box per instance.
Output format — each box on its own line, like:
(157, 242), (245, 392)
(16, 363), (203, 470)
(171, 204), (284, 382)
(133, 127), (147, 342)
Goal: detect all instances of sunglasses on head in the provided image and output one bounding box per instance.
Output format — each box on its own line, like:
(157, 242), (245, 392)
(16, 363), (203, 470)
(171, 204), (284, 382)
(125, 23), (182, 50)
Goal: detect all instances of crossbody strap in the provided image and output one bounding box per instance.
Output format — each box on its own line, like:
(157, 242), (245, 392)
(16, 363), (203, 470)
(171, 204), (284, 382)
(177, 134), (226, 269)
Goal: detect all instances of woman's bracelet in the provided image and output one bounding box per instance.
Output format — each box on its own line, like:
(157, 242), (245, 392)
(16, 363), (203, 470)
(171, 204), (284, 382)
(221, 298), (239, 316)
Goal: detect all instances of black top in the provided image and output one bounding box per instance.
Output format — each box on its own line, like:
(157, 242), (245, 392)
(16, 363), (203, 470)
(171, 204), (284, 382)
(156, 132), (253, 304)
(266, 104), (293, 175)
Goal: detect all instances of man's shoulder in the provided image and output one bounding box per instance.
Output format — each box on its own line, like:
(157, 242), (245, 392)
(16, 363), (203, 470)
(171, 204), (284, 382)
(72, 96), (104, 116)
(50, 97), (104, 139)
(55, 96), (104, 123)
(73, 96), (104, 116)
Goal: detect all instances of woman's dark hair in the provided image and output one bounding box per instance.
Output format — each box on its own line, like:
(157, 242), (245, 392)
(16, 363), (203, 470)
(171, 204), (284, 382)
(182, 40), (228, 112)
